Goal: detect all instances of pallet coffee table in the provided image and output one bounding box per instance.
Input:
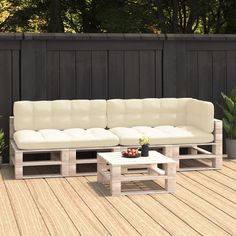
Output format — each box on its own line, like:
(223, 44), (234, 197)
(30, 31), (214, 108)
(97, 151), (176, 196)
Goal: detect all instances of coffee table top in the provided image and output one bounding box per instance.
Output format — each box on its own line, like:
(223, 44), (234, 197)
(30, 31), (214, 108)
(97, 151), (176, 166)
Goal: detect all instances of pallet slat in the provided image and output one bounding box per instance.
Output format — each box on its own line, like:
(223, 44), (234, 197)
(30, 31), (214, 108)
(76, 159), (97, 164)
(179, 154), (216, 160)
(23, 161), (62, 166)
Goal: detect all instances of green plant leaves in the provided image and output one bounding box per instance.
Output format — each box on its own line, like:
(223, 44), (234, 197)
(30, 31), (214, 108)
(219, 89), (236, 139)
(230, 87), (236, 101)
(223, 118), (231, 134)
(221, 92), (234, 112)
(0, 129), (6, 155)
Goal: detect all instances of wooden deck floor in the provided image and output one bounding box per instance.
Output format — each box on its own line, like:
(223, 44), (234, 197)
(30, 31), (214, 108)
(0, 160), (236, 236)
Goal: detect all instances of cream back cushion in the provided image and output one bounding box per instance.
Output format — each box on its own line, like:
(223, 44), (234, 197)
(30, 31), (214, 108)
(14, 100), (107, 131)
(186, 99), (214, 133)
(107, 98), (191, 128)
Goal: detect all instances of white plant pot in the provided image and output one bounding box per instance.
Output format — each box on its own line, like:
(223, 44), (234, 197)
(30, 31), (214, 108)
(226, 139), (236, 159)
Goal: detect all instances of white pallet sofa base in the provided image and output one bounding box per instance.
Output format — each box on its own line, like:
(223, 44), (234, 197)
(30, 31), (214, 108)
(9, 98), (223, 179)
(9, 119), (222, 179)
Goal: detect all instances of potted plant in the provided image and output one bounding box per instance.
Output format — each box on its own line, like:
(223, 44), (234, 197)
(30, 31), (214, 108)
(0, 129), (6, 166)
(139, 136), (150, 157)
(219, 87), (236, 159)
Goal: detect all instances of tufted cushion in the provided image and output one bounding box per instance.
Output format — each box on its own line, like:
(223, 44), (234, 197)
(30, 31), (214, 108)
(14, 100), (107, 131)
(14, 128), (119, 150)
(110, 126), (214, 146)
(13, 98), (215, 149)
(186, 99), (214, 133)
(107, 98), (191, 128)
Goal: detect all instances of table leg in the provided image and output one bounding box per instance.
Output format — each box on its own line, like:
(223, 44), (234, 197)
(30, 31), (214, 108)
(97, 156), (108, 184)
(164, 163), (176, 193)
(110, 165), (121, 196)
(148, 164), (157, 175)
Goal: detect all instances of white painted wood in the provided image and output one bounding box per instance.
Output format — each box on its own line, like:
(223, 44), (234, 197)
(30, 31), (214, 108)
(191, 146), (212, 155)
(97, 151), (177, 196)
(179, 167), (216, 172)
(178, 154), (216, 160)
(97, 151), (176, 166)
(212, 119), (223, 169)
(110, 165), (121, 196)
(97, 155), (109, 184)
(120, 175), (172, 181)
(76, 172), (97, 176)
(9, 116), (14, 140)
(164, 163), (176, 192)
(76, 159), (97, 164)
(23, 161), (62, 166)
(14, 151), (23, 179)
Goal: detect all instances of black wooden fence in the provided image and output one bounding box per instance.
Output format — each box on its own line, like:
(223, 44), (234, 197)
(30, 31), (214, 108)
(1, 33), (236, 162)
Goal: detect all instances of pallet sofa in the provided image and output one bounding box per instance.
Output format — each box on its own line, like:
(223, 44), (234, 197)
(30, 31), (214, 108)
(9, 98), (222, 179)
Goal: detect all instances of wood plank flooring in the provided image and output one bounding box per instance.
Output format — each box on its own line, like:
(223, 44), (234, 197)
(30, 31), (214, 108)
(0, 159), (236, 236)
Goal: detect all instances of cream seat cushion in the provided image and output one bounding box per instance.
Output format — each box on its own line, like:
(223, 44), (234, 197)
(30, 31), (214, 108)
(110, 126), (214, 146)
(14, 128), (119, 150)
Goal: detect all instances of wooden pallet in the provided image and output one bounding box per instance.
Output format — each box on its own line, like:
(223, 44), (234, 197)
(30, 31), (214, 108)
(97, 152), (176, 196)
(9, 117), (223, 179)
(10, 141), (70, 179)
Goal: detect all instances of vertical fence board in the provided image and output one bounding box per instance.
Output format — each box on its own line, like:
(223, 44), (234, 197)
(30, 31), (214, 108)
(226, 51), (236, 93)
(21, 41), (47, 100)
(213, 51), (227, 117)
(124, 51), (139, 98)
(76, 51), (92, 99)
(0, 50), (12, 162)
(91, 51), (107, 99)
(163, 41), (177, 97)
(198, 51), (213, 101)
(12, 50), (20, 104)
(186, 51), (198, 98)
(47, 51), (60, 99)
(140, 50), (155, 98)
(59, 51), (76, 99)
(108, 51), (124, 99)
(176, 42), (187, 97)
(155, 50), (163, 97)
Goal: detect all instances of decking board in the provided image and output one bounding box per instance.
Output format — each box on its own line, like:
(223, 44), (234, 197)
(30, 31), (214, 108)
(182, 171), (236, 203)
(223, 160), (236, 170)
(128, 194), (201, 236)
(217, 165), (236, 180)
(0, 171), (20, 236)
(199, 170), (236, 191)
(173, 183), (236, 235)
(0, 160), (236, 236)
(86, 176), (171, 236)
(1, 167), (50, 236)
(178, 173), (236, 219)
(151, 193), (231, 236)
(67, 176), (140, 235)
(46, 178), (110, 236)
(25, 178), (80, 235)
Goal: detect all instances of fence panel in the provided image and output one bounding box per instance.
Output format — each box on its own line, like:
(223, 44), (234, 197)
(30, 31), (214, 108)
(0, 34), (236, 162)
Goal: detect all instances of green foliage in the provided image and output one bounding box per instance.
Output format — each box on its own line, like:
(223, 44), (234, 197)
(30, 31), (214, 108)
(139, 136), (150, 146)
(219, 88), (236, 139)
(0, 0), (236, 33)
(0, 129), (6, 156)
